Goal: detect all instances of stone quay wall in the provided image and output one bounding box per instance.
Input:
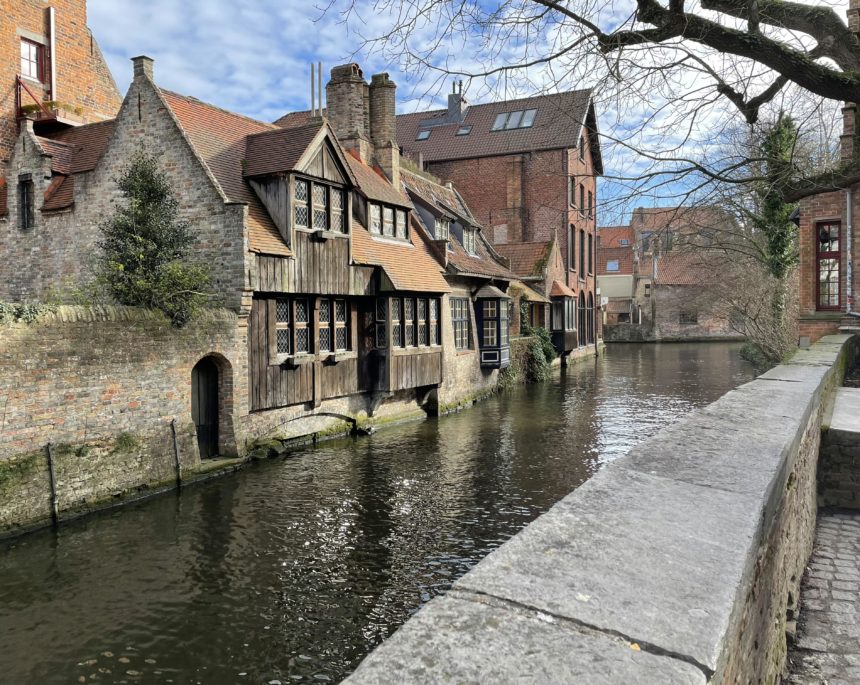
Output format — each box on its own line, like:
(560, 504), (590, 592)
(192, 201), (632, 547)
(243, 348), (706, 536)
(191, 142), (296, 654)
(343, 334), (854, 684)
(819, 384), (860, 509)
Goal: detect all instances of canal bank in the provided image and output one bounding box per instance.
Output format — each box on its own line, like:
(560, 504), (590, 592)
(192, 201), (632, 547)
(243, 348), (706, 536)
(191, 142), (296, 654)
(0, 342), (753, 684)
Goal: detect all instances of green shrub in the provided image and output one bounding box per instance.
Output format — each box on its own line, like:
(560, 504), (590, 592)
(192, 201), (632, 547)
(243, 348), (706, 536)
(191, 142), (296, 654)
(97, 151), (210, 326)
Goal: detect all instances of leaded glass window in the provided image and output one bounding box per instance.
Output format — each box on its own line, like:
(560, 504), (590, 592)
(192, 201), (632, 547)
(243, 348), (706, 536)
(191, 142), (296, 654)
(383, 207), (395, 237)
(294, 299), (310, 353)
(313, 183), (328, 230)
(418, 299), (428, 345)
(817, 221), (842, 310)
(319, 299), (331, 352)
(396, 210), (408, 239)
(295, 179), (309, 228)
(335, 299), (348, 351)
(430, 299), (439, 345)
(370, 204), (382, 234)
(331, 189), (345, 233)
(404, 298), (415, 346)
(275, 298), (291, 356)
(392, 297), (403, 348)
(463, 228), (476, 254)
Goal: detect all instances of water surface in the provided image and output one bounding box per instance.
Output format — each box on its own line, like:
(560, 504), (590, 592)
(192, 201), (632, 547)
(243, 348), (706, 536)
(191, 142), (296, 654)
(0, 343), (756, 684)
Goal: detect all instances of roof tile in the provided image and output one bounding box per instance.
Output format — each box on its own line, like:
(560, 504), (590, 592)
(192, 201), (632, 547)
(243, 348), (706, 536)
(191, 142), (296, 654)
(494, 241), (552, 278)
(244, 122), (324, 178)
(597, 246), (634, 276)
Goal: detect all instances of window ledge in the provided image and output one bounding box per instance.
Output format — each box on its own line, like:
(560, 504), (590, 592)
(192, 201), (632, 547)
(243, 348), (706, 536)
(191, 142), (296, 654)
(322, 351), (357, 365)
(298, 228), (349, 241)
(390, 346), (442, 357)
(283, 354), (315, 368)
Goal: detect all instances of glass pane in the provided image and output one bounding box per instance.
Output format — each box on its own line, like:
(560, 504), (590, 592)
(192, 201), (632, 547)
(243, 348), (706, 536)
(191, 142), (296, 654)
(319, 299), (330, 323)
(396, 210), (407, 239)
(277, 328), (290, 355)
(430, 299), (438, 320)
(314, 209), (327, 230)
(392, 298), (401, 319)
(505, 111), (523, 129)
(313, 184), (327, 207)
(819, 223), (840, 252)
(431, 321), (439, 345)
(392, 323), (402, 347)
(404, 298), (413, 320)
(295, 299), (308, 323)
(295, 180), (308, 202)
(370, 205), (381, 234)
(319, 327), (331, 352)
(335, 300), (347, 322)
(295, 205), (309, 228)
(491, 113), (508, 131)
(819, 258), (840, 307)
(335, 326), (348, 351)
(331, 189), (343, 211)
(375, 323), (387, 348)
(376, 298), (387, 322)
(276, 300), (290, 323)
(383, 207), (395, 236)
(521, 109), (537, 127)
(483, 320), (497, 346)
(418, 299), (426, 319)
(331, 211), (344, 233)
(483, 300), (497, 318)
(296, 328), (309, 353)
(419, 323), (428, 346)
(405, 324), (414, 347)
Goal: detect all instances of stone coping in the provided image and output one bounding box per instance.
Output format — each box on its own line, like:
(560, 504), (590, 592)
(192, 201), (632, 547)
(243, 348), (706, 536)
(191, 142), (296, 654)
(342, 335), (853, 684)
(830, 387), (860, 438)
(1, 304), (237, 325)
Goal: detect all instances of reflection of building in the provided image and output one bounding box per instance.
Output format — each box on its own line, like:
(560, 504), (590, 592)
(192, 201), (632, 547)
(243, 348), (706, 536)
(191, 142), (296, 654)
(597, 207), (740, 341)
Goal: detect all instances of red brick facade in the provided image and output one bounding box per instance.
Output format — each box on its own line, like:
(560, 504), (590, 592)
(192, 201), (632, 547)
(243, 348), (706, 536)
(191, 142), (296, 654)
(1, 0), (120, 173)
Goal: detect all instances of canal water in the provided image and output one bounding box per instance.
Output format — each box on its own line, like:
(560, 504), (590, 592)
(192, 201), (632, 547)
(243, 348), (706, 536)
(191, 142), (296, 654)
(0, 343), (756, 684)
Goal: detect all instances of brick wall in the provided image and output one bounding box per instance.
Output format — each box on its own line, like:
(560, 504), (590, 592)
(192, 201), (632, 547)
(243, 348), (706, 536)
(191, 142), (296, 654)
(653, 284), (738, 340)
(0, 68), (248, 310)
(1, 0), (120, 170)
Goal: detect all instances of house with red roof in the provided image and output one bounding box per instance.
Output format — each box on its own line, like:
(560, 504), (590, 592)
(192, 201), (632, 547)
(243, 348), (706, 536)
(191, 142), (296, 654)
(0, 56), (540, 462)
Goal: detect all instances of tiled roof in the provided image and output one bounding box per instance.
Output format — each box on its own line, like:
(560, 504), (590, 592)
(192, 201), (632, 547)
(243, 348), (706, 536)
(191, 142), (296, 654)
(351, 215), (450, 293)
(36, 137), (74, 174)
(159, 89), (291, 257)
(597, 225), (634, 249)
(494, 241), (552, 278)
(43, 175), (75, 211)
(345, 153), (411, 207)
(274, 109), (324, 128)
(630, 206), (730, 236)
(550, 279), (576, 297)
(402, 169), (515, 281)
(509, 279), (550, 304)
(244, 122), (324, 177)
(48, 120), (115, 173)
(401, 169), (479, 225)
(654, 251), (709, 286)
(597, 246), (634, 276)
(398, 90), (600, 169)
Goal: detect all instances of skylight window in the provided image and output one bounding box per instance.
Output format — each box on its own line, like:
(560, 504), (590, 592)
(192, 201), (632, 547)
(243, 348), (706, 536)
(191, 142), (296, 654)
(416, 130), (431, 141)
(491, 108), (538, 131)
(456, 126), (472, 136)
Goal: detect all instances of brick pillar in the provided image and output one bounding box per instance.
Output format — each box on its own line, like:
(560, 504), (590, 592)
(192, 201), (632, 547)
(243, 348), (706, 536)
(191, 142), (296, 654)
(326, 64), (371, 162)
(369, 73), (399, 186)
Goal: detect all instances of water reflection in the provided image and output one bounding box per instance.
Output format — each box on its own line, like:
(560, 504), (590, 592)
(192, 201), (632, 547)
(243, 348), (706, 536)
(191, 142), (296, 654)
(0, 343), (755, 684)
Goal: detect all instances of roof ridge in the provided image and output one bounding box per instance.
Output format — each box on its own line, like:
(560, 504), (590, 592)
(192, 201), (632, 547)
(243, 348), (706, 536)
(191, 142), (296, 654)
(248, 119), (323, 140)
(396, 88), (593, 118)
(159, 88), (277, 130)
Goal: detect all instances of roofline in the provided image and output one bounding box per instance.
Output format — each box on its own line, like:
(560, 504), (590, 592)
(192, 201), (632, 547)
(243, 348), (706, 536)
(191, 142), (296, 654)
(396, 87), (594, 119)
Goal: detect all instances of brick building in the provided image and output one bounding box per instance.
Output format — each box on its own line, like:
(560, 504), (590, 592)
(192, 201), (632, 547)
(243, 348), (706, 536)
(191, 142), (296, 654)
(796, 0), (860, 345)
(1, 0), (120, 182)
(394, 87), (604, 355)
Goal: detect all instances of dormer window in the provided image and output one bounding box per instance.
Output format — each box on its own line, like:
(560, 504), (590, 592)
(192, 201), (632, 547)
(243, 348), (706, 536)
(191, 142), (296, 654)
(293, 177), (347, 233)
(20, 39), (43, 81)
(369, 202), (410, 240)
(463, 227), (476, 254)
(416, 130), (431, 141)
(435, 217), (450, 241)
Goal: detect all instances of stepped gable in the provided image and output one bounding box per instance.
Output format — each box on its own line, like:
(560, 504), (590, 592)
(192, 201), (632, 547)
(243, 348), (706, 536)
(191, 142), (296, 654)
(158, 89), (291, 257)
(398, 90), (598, 168)
(494, 241), (553, 278)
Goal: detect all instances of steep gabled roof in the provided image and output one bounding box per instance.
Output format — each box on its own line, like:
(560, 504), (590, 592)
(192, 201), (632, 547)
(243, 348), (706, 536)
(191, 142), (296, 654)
(597, 225), (635, 249)
(402, 169), (514, 281)
(244, 121), (324, 178)
(550, 279), (576, 297)
(345, 153), (411, 207)
(158, 89), (291, 256)
(494, 241), (553, 278)
(351, 214), (450, 293)
(48, 120), (116, 173)
(597, 246), (634, 276)
(397, 90), (602, 172)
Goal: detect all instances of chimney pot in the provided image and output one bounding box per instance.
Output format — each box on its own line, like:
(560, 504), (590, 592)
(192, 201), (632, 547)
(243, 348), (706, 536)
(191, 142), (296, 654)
(132, 55), (154, 81)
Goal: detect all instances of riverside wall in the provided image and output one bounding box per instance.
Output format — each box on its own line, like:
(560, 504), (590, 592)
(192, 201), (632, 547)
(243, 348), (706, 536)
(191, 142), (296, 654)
(343, 334), (855, 684)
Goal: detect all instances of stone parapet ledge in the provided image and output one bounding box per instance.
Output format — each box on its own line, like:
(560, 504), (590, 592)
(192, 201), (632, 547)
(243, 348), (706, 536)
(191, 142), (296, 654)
(342, 334), (854, 684)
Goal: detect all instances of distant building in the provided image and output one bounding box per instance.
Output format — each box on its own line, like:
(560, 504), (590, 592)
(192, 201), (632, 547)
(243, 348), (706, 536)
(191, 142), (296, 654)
(598, 207), (740, 341)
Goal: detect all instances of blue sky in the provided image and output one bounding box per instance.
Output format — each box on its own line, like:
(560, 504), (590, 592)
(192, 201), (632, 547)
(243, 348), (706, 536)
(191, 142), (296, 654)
(87, 0), (847, 226)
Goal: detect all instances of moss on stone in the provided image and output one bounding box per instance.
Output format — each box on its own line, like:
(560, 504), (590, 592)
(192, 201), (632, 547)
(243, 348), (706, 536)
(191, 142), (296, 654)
(0, 451), (44, 496)
(111, 432), (140, 455)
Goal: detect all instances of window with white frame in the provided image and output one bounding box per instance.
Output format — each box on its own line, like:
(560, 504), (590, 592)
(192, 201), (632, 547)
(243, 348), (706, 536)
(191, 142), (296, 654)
(606, 260), (620, 272)
(435, 217), (450, 241)
(482, 300), (498, 346)
(452, 298), (471, 349)
(383, 206), (395, 237)
(20, 39), (42, 81)
(396, 209), (408, 239)
(463, 227), (476, 254)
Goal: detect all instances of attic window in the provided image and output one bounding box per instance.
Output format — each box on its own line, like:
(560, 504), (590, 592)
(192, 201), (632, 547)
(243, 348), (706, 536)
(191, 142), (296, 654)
(463, 227), (476, 254)
(416, 130), (431, 141)
(619, 239), (629, 246)
(606, 260), (620, 272)
(456, 126), (472, 136)
(491, 109), (537, 131)
(435, 217), (450, 241)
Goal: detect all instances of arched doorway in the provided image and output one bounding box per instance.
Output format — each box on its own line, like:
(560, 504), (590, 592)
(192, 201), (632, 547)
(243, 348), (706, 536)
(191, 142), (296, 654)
(192, 357), (220, 458)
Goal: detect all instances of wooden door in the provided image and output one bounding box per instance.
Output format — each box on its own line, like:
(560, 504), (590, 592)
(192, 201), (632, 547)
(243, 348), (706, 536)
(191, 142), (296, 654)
(192, 357), (219, 459)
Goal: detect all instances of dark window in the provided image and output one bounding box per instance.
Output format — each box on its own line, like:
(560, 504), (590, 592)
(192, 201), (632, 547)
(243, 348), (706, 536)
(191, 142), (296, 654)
(565, 298), (576, 331)
(679, 310), (698, 325)
(619, 238), (629, 246)
(618, 312), (631, 323)
(275, 299), (291, 357)
(294, 299), (310, 353)
(272, 297), (325, 359)
(588, 233), (593, 274)
(579, 229), (586, 275)
(452, 298), (471, 349)
(385, 297), (440, 348)
(568, 224), (575, 271)
(20, 39), (42, 81)
(551, 300), (564, 330)
(588, 190), (593, 218)
(375, 299), (387, 348)
(18, 175), (34, 231)
(663, 231), (673, 251)
(579, 135), (585, 162)
(579, 184), (585, 215)
(568, 177), (575, 207)
(817, 221), (841, 310)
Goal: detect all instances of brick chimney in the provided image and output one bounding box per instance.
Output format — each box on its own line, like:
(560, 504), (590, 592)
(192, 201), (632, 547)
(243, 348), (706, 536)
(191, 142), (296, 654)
(369, 72), (399, 186)
(326, 63), (371, 162)
(843, 0), (860, 162)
